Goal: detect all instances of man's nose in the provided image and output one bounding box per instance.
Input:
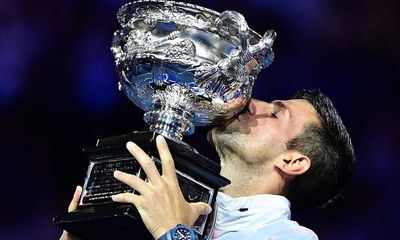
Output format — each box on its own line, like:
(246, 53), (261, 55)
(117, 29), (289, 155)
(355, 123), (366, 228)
(248, 98), (271, 116)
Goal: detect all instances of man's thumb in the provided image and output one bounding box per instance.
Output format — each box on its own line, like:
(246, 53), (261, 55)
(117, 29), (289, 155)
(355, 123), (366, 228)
(68, 186), (82, 212)
(191, 202), (212, 215)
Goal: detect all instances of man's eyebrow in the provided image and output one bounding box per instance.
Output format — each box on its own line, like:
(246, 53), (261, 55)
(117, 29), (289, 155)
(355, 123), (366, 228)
(272, 100), (292, 119)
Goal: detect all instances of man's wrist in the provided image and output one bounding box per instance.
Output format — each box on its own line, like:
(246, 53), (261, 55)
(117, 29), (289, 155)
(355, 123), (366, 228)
(158, 225), (198, 240)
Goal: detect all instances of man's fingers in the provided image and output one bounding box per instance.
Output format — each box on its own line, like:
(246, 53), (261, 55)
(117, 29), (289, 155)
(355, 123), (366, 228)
(61, 186), (83, 240)
(156, 135), (177, 181)
(126, 141), (161, 184)
(191, 202), (212, 216)
(112, 192), (140, 205)
(68, 185), (82, 212)
(114, 170), (150, 194)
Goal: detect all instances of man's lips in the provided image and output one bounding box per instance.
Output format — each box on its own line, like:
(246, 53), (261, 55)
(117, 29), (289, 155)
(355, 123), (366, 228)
(218, 100), (251, 127)
(236, 100), (251, 118)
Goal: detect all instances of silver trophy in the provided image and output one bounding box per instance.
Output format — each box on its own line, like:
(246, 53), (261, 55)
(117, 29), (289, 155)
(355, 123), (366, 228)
(54, 1), (275, 239)
(112, 0), (275, 140)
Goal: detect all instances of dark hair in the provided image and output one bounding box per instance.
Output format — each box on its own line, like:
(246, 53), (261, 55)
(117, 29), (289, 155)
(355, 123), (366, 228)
(282, 89), (355, 210)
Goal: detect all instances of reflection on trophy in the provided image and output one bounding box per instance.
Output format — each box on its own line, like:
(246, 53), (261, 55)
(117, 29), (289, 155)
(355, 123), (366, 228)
(54, 0), (275, 239)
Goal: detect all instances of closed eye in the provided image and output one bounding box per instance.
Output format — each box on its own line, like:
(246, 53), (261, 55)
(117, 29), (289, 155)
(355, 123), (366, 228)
(270, 100), (290, 119)
(269, 111), (278, 118)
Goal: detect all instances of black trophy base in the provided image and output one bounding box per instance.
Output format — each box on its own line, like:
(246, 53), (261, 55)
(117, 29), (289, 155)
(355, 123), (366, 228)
(54, 203), (153, 240)
(53, 131), (230, 240)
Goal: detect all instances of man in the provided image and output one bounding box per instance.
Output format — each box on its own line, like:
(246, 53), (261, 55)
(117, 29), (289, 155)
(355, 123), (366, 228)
(60, 89), (355, 239)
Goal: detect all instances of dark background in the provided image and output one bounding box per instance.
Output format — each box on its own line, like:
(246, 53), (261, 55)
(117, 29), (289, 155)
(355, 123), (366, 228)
(0, 0), (399, 239)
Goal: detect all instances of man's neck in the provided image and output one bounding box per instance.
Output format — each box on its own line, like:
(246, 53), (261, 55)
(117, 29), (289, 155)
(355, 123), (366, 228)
(219, 156), (282, 198)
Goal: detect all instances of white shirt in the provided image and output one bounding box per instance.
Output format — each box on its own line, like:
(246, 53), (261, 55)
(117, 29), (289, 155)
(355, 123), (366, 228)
(210, 192), (318, 240)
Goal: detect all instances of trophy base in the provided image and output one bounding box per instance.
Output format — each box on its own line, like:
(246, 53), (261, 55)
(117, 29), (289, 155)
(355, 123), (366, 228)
(53, 131), (229, 239)
(54, 203), (152, 240)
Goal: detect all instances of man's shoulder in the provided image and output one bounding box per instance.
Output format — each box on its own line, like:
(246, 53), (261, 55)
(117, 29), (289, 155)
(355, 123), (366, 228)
(275, 226), (318, 239)
(213, 220), (318, 240)
(263, 220), (318, 240)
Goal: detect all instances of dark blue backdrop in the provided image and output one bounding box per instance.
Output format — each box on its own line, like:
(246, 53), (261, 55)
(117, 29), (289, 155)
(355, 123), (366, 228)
(0, 0), (399, 239)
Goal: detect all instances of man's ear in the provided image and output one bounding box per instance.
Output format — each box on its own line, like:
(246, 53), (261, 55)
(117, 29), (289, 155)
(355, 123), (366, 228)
(274, 151), (311, 177)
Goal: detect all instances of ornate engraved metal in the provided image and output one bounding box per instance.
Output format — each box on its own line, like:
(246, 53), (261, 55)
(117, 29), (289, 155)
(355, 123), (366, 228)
(111, 0), (276, 140)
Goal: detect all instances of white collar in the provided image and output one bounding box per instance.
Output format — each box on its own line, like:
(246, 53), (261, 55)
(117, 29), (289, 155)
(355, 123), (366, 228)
(213, 192), (292, 237)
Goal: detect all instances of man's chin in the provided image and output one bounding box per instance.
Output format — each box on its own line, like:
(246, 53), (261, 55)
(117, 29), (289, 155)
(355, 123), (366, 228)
(216, 116), (238, 130)
(211, 119), (242, 138)
(207, 124), (231, 149)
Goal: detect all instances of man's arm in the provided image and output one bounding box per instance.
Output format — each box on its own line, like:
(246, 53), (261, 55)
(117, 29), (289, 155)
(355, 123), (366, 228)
(112, 135), (212, 239)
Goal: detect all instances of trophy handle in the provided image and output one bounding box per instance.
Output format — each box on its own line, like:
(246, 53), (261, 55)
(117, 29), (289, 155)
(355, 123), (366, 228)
(249, 30), (276, 69)
(215, 11), (276, 86)
(111, 30), (125, 62)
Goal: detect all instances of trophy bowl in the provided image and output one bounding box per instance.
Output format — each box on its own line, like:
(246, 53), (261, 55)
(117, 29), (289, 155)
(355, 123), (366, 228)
(111, 0), (276, 140)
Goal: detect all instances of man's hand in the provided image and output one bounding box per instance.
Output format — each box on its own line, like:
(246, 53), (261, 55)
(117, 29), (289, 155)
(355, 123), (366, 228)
(112, 135), (212, 239)
(59, 186), (82, 240)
